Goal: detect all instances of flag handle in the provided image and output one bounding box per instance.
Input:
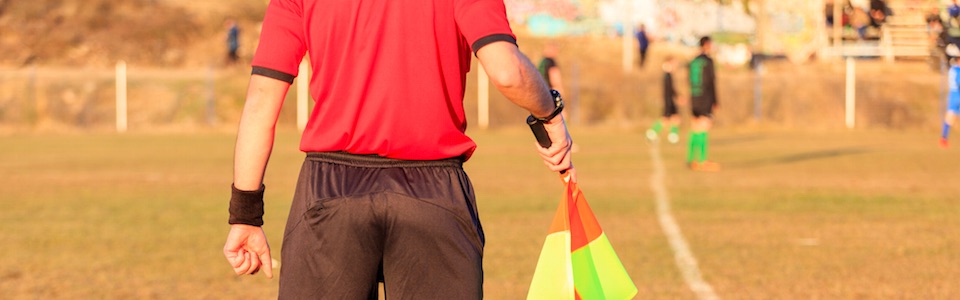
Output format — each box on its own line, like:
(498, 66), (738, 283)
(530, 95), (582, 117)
(527, 116), (569, 175)
(527, 115), (553, 148)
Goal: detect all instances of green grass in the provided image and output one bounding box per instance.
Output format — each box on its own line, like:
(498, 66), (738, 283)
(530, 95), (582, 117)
(3, 127), (959, 299)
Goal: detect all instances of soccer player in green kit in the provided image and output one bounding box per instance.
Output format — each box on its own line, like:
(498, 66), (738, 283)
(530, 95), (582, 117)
(646, 55), (682, 144)
(688, 36), (720, 172)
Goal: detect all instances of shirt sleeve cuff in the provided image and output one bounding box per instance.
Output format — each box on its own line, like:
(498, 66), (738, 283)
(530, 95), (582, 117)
(252, 66), (297, 84)
(472, 34), (517, 56)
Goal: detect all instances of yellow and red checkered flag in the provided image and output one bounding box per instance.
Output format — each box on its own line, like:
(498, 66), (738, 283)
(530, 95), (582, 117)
(527, 171), (637, 300)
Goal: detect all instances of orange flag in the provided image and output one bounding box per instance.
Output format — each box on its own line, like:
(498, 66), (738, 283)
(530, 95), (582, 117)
(527, 171), (637, 300)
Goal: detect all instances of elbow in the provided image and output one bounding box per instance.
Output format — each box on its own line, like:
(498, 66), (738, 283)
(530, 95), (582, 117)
(487, 67), (524, 89)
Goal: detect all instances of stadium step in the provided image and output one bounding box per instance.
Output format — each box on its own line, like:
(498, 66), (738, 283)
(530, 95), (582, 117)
(878, 1), (935, 60)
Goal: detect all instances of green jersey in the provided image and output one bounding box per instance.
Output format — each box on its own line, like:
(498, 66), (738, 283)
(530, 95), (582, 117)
(689, 54), (717, 108)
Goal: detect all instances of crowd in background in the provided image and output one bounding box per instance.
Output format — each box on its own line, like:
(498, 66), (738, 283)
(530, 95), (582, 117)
(825, 0), (894, 40)
(927, 0), (960, 63)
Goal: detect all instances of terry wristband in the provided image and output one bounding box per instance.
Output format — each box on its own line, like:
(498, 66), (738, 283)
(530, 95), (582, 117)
(228, 184), (266, 226)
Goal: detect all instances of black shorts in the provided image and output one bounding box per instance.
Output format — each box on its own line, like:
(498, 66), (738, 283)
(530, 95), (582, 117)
(279, 152), (483, 299)
(692, 104), (713, 118)
(663, 98), (678, 117)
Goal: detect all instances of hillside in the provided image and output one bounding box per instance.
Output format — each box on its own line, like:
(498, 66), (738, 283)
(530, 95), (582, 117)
(0, 0), (265, 67)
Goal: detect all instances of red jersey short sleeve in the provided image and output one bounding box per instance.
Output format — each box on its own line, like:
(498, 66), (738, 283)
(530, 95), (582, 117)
(455, 0), (516, 53)
(251, 0), (517, 161)
(251, 0), (307, 83)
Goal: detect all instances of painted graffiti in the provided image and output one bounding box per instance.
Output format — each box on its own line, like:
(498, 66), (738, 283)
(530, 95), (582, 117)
(505, 0), (827, 58)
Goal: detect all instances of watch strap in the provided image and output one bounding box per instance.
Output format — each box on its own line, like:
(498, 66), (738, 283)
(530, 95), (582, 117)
(532, 90), (564, 122)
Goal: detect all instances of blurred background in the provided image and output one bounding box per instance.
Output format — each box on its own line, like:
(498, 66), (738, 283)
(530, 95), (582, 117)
(0, 0), (949, 132)
(4, 0), (960, 299)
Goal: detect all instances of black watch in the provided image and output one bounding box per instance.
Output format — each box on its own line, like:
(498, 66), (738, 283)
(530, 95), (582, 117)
(526, 90), (564, 148)
(530, 90), (564, 122)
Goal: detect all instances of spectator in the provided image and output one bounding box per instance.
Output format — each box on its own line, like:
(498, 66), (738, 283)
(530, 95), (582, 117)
(636, 24), (651, 67)
(928, 9), (946, 45)
(851, 6), (871, 39)
(869, 0), (890, 29)
(825, 1), (836, 26)
(927, 14), (949, 68)
(927, 7), (944, 26)
(225, 19), (240, 65)
(842, 1), (854, 27)
(950, 0), (960, 27)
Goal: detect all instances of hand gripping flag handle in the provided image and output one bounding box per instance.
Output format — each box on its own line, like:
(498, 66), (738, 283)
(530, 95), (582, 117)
(527, 115), (569, 175)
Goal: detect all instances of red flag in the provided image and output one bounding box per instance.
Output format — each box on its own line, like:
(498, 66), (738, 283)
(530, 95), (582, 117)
(528, 171), (637, 299)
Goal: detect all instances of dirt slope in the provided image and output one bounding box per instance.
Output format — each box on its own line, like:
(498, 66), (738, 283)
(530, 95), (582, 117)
(0, 0), (265, 67)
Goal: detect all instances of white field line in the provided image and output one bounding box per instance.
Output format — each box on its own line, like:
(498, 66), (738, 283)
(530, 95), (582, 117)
(649, 143), (720, 300)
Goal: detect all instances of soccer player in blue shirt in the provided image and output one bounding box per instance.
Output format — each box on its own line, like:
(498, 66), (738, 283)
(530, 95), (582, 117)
(942, 57), (960, 148)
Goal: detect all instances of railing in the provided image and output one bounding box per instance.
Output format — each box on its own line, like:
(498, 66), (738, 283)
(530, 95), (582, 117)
(824, 1), (933, 60)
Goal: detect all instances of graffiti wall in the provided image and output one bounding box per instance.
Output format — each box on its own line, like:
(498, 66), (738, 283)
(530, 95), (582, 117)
(504, 0), (606, 36)
(504, 0), (757, 41)
(652, 0), (756, 45)
(755, 0), (819, 59)
(504, 0), (823, 57)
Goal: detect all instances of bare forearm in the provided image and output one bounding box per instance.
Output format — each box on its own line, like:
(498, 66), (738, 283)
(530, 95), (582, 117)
(233, 76), (290, 191)
(476, 42), (573, 173)
(233, 121), (275, 191)
(503, 58), (554, 117)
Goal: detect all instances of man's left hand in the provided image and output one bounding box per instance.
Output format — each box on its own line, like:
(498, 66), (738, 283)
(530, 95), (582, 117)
(536, 115), (574, 175)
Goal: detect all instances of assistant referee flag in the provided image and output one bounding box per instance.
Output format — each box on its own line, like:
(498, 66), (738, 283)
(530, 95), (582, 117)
(527, 171), (637, 300)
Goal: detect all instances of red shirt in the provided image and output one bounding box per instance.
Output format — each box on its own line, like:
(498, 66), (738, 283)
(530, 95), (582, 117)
(251, 0), (516, 160)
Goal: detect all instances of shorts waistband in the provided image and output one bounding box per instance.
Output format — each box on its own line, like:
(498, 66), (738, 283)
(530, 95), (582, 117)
(306, 152), (463, 169)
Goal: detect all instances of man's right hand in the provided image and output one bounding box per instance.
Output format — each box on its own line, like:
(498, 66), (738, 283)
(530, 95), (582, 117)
(535, 115), (574, 174)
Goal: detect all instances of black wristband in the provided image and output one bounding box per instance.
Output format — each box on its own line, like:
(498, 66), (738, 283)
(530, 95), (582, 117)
(228, 184), (265, 226)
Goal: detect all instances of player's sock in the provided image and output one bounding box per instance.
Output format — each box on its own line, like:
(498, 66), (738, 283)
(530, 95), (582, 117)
(943, 122), (951, 140)
(651, 121), (663, 134)
(646, 121), (662, 141)
(687, 131), (702, 163)
(700, 132), (710, 162)
(667, 125), (680, 143)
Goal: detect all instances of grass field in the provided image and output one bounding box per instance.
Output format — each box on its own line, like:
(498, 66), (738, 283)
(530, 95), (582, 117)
(3, 126), (959, 299)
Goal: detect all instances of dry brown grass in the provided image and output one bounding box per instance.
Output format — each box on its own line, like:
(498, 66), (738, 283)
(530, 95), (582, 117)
(4, 127), (959, 299)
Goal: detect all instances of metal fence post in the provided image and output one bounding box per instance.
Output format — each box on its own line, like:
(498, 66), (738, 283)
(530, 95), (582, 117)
(845, 57), (856, 129)
(754, 59), (763, 121)
(116, 60), (128, 132)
